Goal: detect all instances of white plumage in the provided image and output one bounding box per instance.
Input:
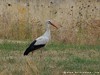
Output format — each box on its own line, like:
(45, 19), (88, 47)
(35, 21), (51, 45)
(24, 20), (58, 55)
(34, 36), (50, 45)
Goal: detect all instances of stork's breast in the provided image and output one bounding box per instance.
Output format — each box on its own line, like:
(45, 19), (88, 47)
(34, 37), (49, 45)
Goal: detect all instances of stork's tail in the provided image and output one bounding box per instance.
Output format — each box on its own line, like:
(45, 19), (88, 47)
(24, 40), (36, 56)
(24, 48), (31, 56)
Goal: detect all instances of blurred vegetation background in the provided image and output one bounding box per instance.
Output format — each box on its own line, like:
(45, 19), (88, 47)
(0, 0), (100, 75)
(0, 0), (100, 45)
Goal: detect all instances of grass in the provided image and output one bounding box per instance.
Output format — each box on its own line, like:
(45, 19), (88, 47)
(0, 41), (100, 75)
(0, 41), (100, 51)
(0, 41), (28, 51)
(47, 42), (100, 50)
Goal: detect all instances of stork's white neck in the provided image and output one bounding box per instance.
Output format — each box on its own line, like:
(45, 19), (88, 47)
(43, 23), (51, 39)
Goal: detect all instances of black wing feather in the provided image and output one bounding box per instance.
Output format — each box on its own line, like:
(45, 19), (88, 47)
(24, 40), (45, 55)
(24, 40), (36, 55)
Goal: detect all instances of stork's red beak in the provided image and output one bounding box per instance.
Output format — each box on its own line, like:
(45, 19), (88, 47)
(50, 21), (58, 29)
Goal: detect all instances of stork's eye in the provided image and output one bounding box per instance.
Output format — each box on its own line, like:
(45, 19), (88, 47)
(47, 21), (51, 24)
(48, 21), (51, 24)
(46, 20), (51, 24)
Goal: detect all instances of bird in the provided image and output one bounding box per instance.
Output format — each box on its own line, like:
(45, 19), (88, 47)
(24, 20), (58, 55)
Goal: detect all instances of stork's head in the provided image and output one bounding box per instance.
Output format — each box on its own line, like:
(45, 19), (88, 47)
(46, 20), (58, 29)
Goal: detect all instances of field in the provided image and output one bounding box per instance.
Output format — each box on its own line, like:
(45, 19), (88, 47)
(0, 0), (100, 45)
(0, 41), (100, 75)
(0, 0), (100, 75)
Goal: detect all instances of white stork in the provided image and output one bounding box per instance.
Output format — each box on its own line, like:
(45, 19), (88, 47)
(24, 20), (58, 55)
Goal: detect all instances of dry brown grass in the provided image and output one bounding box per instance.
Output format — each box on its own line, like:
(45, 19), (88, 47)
(0, 51), (39, 75)
(0, 0), (100, 45)
(0, 47), (100, 75)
